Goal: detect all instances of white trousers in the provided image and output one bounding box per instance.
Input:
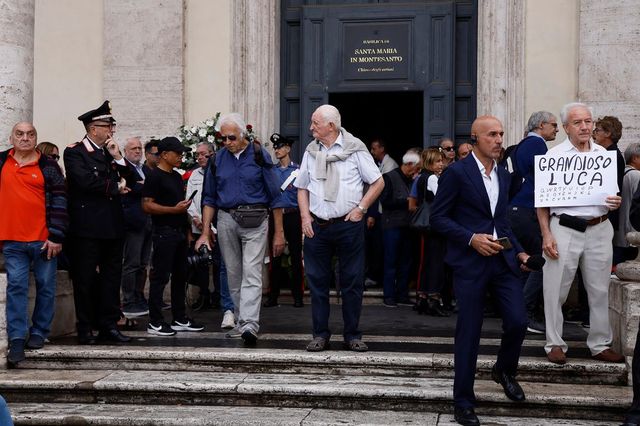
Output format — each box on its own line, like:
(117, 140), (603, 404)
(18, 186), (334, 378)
(543, 216), (613, 355)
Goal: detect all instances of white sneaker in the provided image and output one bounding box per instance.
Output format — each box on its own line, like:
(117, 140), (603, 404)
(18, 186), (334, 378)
(221, 310), (236, 330)
(225, 327), (242, 339)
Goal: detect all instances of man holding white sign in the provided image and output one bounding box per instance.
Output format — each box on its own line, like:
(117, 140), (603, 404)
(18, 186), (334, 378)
(536, 102), (623, 365)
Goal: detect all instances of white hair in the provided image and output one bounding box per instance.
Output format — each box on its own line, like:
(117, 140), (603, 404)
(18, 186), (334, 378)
(314, 104), (341, 129)
(402, 151), (420, 165)
(525, 111), (556, 133)
(560, 102), (593, 125)
(218, 113), (247, 136)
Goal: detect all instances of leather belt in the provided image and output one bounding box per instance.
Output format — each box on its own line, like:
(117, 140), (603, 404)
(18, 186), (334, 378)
(221, 204), (268, 213)
(586, 214), (608, 226)
(311, 212), (347, 226)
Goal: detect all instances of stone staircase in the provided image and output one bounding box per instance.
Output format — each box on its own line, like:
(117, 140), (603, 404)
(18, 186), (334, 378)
(0, 325), (631, 425)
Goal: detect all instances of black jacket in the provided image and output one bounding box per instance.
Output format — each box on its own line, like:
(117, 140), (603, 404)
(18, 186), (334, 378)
(63, 136), (131, 239)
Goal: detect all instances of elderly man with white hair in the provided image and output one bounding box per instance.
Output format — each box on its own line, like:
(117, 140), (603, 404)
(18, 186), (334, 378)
(295, 104), (384, 352)
(196, 113), (284, 346)
(378, 149), (421, 307)
(537, 102), (624, 365)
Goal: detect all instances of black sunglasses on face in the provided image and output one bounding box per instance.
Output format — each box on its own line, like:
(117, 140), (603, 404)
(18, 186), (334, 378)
(219, 135), (238, 142)
(48, 154), (60, 161)
(442, 146), (455, 152)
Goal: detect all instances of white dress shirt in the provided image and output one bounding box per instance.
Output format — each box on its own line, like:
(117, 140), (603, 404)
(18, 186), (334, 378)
(295, 133), (382, 220)
(471, 151), (499, 238)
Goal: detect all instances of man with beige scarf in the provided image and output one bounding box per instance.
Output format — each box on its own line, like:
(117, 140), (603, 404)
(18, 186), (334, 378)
(295, 104), (384, 353)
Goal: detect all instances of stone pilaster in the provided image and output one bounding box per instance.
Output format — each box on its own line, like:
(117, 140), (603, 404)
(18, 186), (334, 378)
(0, 0), (35, 148)
(231, 0), (280, 148)
(103, 0), (184, 141)
(476, 0), (526, 146)
(578, 0), (640, 150)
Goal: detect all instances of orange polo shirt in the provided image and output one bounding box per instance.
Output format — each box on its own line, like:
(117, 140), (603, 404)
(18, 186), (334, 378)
(0, 150), (48, 242)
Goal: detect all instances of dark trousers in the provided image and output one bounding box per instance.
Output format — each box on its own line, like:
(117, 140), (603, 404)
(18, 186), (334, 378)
(453, 255), (527, 409)
(418, 231), (447, 295)
(68, 236), (123, 333)
(382, 226), (411, 301)
(508, 206), (543, 315)
(148, 227), (188, 324)
(121, 219), (152, 310)
(304, 219), (365, 342)
(626, 321), (640, 422)
(269, 210), (304, 301)
(364, 216), (383, 283)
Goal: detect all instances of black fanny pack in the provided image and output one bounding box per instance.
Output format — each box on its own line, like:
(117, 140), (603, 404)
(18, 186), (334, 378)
(230, 205), (268, 228)
(558, 214), (588, 233)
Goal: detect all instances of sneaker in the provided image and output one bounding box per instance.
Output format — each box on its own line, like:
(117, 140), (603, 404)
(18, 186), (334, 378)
(147, 322), (176, 336)
(221, 310), (236, 330)
(383, 298), (397, 308)
(7, 339), (25, 366)
(26, 334), (45, 350)
(225, 327), (242, 338)
(122, 307), (149, 318)
(171, 318), (204, 332)
(527, 318), (546, 334)
(241, 329), (258, 345)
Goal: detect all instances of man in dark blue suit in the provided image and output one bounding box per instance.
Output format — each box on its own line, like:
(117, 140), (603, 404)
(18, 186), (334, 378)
(430, 116), (530, 425)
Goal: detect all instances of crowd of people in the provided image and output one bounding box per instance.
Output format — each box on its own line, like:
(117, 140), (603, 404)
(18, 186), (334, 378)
(2, 100), (640, 425)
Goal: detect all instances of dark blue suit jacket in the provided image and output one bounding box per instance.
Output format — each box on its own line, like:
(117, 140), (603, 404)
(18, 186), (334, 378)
(430, 154), (523, 277)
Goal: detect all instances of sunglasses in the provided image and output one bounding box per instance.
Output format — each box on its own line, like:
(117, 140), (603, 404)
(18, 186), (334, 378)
(219, 135), (238, 142)
(442, 146), (455, 152)
(48, 154), (60, 161)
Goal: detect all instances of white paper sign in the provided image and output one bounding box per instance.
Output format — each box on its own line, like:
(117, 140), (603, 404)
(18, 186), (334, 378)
(534, 151), (618, 208)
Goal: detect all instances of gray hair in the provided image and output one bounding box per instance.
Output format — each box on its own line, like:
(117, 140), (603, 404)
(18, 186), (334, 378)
(624, 143), (640, 164)
(402, 151), (420, 165)
(315, 104), (341, 129)
(525, 111), (556, 133)
(560, 102), (593, 125)
(218, 113), (247, 137)
(196, 141), (214, 152)
(121, 136), (141, 150)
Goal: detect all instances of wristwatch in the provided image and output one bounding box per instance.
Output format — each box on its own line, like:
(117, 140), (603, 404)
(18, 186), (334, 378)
(357, 204), (368, 214)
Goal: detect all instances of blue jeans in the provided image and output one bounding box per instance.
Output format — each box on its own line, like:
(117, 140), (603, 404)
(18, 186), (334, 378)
(3, 241), (57, 341)
(382, 227), (411, 301)
(304, 220), (365, 342)
(219, 258), (234, 312)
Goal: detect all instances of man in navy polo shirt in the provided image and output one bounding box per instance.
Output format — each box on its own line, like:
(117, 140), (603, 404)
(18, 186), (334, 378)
(196, 113), (285, 346)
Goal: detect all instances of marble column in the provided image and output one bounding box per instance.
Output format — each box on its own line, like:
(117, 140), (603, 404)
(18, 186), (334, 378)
(578, 0), (640, 149)
(476, 0), (526, 147)
(231, 0), (280, 149)
(103, 0), (184, 141)
(0, 0), (35, 149)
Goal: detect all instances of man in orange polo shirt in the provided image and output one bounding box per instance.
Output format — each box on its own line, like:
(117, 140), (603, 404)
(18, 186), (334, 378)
(0, 122), (68, 366)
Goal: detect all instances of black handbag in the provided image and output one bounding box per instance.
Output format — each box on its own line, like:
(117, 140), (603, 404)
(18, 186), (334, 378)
(410, 175), (431, 231)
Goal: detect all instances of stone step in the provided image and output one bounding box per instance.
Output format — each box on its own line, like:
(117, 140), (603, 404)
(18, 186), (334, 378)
(0, 369), (630, 421)
(7, 403), (622, 425)
(17, 342), (628, 386)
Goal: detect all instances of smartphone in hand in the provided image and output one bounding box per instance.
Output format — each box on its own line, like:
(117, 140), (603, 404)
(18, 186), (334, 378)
(188, 190), (198, 201)
(495, 237), (513, 250)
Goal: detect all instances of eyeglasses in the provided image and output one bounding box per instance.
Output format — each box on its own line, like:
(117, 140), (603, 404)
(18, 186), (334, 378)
(442, 146), (455, 152)
(196, 152), (212, 158)
(93, 124), (115, 129)
(219, 135), (238, 142)
(593, 128), (603, 134)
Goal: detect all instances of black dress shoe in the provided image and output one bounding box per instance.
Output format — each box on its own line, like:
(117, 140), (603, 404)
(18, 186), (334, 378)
(263, 298), (279, 308)
(491, 365), (525, 402)
(453, 406), (479, 426)
(77, 331), (97, 345)
(98, 328), (131, 343)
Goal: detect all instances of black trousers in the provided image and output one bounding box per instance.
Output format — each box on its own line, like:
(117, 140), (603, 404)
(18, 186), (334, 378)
(68, 236), (123, 333)
(149, 226), (187, 324)
(269, 210), (304, 301)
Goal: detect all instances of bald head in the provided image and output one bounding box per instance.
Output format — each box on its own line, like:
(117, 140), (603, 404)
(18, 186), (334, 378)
(470, 115), (504, 164)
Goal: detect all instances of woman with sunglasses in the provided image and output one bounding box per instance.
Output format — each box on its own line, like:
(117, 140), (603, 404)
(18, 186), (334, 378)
(37, 142), (61, 163)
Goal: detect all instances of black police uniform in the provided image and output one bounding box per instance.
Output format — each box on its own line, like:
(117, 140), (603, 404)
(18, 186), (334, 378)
(63, 101), (131, 344)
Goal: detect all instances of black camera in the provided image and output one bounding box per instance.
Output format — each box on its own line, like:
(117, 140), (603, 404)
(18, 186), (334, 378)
(187, 245), (213, 266)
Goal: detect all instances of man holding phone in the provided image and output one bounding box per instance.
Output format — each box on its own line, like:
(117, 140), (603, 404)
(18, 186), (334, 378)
(142, 137), (204, 336)
(431, 115), (531, 426)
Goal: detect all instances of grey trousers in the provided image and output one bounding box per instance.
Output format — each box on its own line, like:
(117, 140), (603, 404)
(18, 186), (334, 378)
(217, 210), (267, 334)
(543, 216), (614, 355)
